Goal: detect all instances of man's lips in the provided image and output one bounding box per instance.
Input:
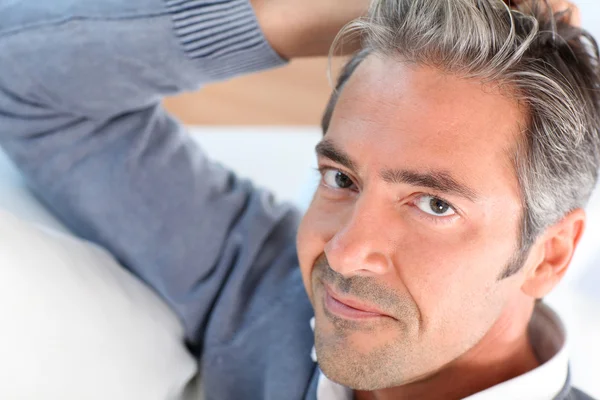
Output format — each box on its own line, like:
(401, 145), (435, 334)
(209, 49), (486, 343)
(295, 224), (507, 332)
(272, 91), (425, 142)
(323, 284), (391, 320)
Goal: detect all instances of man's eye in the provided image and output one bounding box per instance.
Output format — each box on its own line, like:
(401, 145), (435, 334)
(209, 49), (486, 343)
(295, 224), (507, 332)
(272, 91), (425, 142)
(415, 195), (456, 217)
(322, 169), (355, 190)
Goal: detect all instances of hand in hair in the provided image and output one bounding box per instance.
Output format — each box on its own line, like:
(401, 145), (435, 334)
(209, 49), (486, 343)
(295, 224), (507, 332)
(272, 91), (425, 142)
(505, 0), (581, 26)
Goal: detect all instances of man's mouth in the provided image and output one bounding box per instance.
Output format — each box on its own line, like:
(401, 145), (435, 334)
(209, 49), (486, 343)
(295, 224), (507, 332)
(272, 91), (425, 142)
(323, 283), (391, 320)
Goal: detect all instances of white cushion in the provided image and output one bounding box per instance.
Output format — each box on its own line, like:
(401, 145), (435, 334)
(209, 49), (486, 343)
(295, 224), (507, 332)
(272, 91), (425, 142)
(0, 210), (197, 400)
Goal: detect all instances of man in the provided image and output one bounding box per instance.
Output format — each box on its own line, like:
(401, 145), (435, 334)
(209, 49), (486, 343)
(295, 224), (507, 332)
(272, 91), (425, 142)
(0, 0), (597, 398)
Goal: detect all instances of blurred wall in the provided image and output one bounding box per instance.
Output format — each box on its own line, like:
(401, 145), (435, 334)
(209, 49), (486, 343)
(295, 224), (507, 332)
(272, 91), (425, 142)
(164, 58), (336, 125)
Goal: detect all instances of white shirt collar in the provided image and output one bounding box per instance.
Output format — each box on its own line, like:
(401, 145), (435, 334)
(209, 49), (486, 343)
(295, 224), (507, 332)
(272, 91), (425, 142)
(312, 302), (568, 400)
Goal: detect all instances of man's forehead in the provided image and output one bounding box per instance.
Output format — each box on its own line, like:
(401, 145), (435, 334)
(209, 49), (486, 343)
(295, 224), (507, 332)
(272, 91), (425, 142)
(330, 55), (526, 156)
(325, 55), (525, 200)
(340, 55), (524, 125)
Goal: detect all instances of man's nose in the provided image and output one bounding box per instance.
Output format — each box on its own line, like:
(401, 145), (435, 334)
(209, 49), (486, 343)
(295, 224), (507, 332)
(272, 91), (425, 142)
(324, 198), (394, 277)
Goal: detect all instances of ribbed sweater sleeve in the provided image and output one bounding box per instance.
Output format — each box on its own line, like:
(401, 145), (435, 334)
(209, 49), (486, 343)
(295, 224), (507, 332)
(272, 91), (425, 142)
(0, 0), (287, 118)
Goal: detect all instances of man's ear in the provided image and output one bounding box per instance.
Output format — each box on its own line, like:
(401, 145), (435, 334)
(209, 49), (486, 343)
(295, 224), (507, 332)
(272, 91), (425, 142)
(521, 209), (586, 299)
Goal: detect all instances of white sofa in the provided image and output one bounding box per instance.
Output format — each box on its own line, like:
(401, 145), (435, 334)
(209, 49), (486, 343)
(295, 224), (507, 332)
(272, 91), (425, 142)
(0, 127), (598, 398)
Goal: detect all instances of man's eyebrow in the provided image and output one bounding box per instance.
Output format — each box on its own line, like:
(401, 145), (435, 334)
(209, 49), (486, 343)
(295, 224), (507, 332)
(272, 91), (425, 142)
(315, 139), (357, 171)
(315, 139), (478, 201)
(381, 169), (478, 201)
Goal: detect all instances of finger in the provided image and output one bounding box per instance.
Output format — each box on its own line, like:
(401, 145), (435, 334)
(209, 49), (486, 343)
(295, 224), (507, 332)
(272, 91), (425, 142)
(547, 0), (581, 27)
(504, 0), (581, 28)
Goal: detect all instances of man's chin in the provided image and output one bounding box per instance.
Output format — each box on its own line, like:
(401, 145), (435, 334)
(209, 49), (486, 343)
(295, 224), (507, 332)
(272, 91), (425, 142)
(314, 327), (407, 391)
(316, 349), (395, 391)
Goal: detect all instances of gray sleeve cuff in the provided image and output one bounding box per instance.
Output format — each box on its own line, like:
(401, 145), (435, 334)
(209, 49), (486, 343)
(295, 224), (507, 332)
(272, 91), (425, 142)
(165, 0), (288, 81)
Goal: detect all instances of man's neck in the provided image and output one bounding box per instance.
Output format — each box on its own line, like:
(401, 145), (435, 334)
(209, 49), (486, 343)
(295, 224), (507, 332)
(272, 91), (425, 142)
(355, 299), (539, 400)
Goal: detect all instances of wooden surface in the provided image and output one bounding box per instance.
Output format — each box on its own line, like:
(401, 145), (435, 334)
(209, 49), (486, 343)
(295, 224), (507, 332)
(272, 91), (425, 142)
(163, 57), (341, 126)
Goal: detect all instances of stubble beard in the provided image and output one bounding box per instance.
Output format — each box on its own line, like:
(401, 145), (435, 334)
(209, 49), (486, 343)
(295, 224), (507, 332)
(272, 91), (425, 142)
(311, 254), (419, 390)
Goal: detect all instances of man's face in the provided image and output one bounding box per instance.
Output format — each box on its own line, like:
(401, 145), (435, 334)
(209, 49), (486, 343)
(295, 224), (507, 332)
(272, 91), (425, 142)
(296, 55), (530, 390)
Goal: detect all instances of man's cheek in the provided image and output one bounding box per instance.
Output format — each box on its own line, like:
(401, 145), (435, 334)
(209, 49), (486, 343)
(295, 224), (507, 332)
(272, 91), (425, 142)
(299, 201), (346, 250)
(413, 251), (501, 337)
(395, 244), (479, 324)
(296, 210), (329, 302)
(298, 203), (349, 296)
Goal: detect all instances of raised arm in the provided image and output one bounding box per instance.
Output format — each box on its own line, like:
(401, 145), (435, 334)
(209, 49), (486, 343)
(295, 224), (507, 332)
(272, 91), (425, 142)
(0, 0), (368, 351)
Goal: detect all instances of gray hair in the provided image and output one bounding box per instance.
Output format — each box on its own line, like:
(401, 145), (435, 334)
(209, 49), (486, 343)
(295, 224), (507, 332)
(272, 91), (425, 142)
(321, 0), (600, 277)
